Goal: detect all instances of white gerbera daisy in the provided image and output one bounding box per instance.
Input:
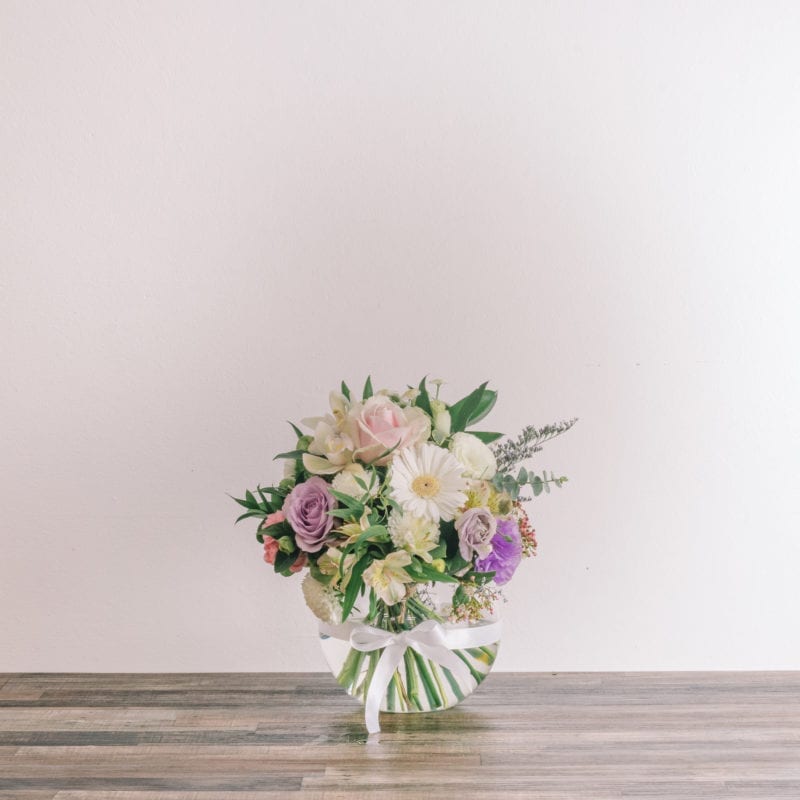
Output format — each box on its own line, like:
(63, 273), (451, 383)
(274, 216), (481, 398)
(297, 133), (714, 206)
(389, 443), (468, 522)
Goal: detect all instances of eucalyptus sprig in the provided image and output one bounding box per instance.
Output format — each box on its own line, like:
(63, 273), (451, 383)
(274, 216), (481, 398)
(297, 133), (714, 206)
(492, 468), (568, 501)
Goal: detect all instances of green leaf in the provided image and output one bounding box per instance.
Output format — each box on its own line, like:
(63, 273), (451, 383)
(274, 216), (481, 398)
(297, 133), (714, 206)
(235, 510), (266, 524)
(274, 549), (297, 574)
(288, 421), (304, 439)
(446, 553), (471, 573)
(469, 569), (497, 584)
(470, 430), (504, 444)
(262, 520), (292, 539)
(310, 561), (334, 585)
(408, 562), (458, 583)
(231, 494), (259, 510)
(532, 476), (544, 496)
(346, 524), (390, 550)
(363, 376), (373, 400)
(429, 543), (447, 559)
(341, 381), (351, 401)
(328, 488), (363, 510)
(449, 381), (489, 432)
(466, 389), (497, 427)
(415, 376), (433, 416)
(273, 450), (305, 461)
(342, 553), (370, 621)
(327, 507), (363, 520)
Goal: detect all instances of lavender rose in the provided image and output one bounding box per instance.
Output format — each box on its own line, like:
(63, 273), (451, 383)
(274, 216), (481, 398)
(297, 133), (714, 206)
(475, 518), (523, 585)
(284, 476), (336, 553)
(455, 507), (496, 561)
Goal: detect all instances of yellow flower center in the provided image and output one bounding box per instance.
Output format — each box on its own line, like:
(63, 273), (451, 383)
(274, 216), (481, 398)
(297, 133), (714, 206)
(411, 474), (441, 498)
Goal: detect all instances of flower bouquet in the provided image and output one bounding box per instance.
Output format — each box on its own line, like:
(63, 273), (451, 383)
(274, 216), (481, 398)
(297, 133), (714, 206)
(233, 378), (575, 733)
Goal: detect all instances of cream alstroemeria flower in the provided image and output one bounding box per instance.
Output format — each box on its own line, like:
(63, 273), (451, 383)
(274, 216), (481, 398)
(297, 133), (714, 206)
(464, 479), (492, 509)
(316, 547), (356, 590)
(362, 551), (414, 605)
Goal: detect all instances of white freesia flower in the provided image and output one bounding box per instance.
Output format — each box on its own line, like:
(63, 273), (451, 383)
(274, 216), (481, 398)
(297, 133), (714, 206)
(332, 464), (378, 499)
(388, 511), (440, 562)
(362, 551), (414, 605)
(390, 443), (468, 522)
(449, 432), (497, 480)
(302, 574), (342, 624)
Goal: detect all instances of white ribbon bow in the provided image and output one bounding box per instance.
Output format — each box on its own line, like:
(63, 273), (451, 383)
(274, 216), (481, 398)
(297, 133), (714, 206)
(321, 618), (502, 734)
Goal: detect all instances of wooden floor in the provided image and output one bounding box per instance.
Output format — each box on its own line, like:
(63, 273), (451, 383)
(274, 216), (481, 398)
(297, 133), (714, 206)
(0, 672), (798, 799)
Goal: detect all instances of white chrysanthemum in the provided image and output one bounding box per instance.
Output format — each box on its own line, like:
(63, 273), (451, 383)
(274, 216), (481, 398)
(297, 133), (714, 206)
(302, 574), (342, 624)
(388, 511), (440, 562)
(389, 443), (468, 522)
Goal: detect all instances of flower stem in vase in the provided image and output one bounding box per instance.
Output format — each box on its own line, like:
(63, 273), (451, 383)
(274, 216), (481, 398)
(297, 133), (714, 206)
(359, 649), (380, 702)
(411, 649), (442, 709)
(439, 665), (467, 702)
(403, 648), (424, 710)
(453, 649), (484, 683)
(429, 661), (451, 705)
(337, 645), (366, 693)
(392, 670), (410, 711)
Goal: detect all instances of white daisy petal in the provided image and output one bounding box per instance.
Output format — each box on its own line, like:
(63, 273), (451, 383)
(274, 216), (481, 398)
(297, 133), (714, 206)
(388, 443), (468, 523)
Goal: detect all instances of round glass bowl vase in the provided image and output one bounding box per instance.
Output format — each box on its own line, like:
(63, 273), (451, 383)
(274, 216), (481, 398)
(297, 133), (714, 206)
(319, 616), (500, 714)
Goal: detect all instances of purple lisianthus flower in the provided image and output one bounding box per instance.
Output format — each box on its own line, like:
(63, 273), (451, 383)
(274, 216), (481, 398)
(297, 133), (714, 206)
(475, 518), (523, 585)
(283, 476), (336, 553)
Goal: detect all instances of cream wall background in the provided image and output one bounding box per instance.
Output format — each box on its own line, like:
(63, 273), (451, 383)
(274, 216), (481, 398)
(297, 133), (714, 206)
(2, 1), (799, 672)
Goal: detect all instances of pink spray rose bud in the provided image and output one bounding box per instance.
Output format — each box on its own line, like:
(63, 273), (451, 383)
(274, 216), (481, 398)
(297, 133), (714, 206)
(262, 510), (286, 529)
(262, 536), (280, 565)
(289, 553), (308, 574)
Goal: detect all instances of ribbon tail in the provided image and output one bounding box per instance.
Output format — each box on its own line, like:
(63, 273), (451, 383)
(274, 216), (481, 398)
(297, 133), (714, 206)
(364, 643), (405, 734)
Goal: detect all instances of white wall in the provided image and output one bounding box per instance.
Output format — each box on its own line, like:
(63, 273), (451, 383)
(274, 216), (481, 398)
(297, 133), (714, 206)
(2, 1), (799, 672)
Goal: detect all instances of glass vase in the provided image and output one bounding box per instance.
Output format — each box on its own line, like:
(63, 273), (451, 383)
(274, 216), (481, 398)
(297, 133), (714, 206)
(319, 596), (501, 715)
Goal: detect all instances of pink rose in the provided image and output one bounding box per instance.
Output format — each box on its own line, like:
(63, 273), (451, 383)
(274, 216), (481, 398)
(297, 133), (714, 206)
(351, 396), (431, 465)
(263, 536), (279, 565)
